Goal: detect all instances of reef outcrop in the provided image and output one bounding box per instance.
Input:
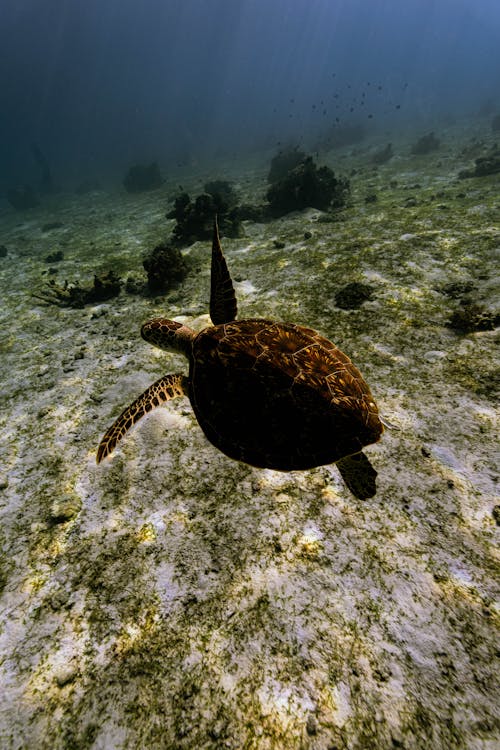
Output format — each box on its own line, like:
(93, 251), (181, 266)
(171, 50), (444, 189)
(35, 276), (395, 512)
(266, 156), (349, 216)
(168, 190), (241, 245)
(267, 146), (308, 184)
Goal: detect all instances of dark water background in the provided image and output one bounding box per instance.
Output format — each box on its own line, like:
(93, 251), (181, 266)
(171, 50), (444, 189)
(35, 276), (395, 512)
(1, 0), (499, 191)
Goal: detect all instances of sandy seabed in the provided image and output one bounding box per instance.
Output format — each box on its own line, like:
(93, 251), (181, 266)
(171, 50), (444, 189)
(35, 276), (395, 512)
(0, 119), (498, 749)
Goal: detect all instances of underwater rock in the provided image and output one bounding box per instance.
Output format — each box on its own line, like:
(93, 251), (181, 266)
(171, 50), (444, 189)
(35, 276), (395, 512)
(403, 196), (418, 207)
(44, 250), (64, 263)
(123, 162), (163, 193)
(458, 146), (500, 178)
(335, 281), (374, 309)
(447, 303), (499, 333)
(266, 157), (349, 216)
(6, 185), (39, 210)
(34, 270), (122, 308)
(55, 663), (79, 687)
(491, 114), (500, 133)
(267, 146), (308, 184)
(371, 143), (393, 165)
(169, 191), (241, 245)
(50, 494), (82, 524)
(411, 132), (440, 155)
(440, 281), (475, 299)
(143, 243), (187, 294)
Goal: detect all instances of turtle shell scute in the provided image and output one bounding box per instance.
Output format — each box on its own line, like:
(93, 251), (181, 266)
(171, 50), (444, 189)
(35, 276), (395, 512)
(189, 318), (383, 471)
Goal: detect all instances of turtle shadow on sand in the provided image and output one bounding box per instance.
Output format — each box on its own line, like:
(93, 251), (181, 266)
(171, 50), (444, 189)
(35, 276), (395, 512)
(97, 220), (385, 499)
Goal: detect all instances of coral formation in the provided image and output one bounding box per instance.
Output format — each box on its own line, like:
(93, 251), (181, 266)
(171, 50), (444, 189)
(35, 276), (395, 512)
(267, 146), (307, 184)
(168, 191), (190, 222)
(168, 191), (241, 245)
(142, 243), (187, 294)
(124, 276), (143, 295)
(266, 157), (349, 216)
(203, 179), (239, 208)
(123, 162), (163, 193)
(411, 132), (440, 155)
(34, 271), (121, 307)
(6, 185), (39, 210)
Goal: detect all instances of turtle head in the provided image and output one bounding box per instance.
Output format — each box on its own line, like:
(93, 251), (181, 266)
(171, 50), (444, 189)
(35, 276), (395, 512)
(141, 318), (194, 357)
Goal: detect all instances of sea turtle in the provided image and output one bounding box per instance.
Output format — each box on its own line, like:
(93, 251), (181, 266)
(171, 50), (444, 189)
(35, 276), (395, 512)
(97, 220), (384, 499)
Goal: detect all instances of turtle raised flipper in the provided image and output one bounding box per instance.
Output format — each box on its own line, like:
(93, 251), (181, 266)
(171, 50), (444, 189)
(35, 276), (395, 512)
(210, 217), (237, 325)
(336, 452), (378, 500)
(96, 373), (188, 463)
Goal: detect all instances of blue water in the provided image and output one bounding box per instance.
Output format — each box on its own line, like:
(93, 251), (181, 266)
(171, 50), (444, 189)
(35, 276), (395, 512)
(1, 0), (499, 191)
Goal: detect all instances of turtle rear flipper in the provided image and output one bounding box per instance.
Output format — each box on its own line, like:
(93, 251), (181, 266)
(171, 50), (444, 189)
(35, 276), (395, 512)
(336, 452), (377, 500)
(96, 373), (188, 463)
(210, 217), (237, 325)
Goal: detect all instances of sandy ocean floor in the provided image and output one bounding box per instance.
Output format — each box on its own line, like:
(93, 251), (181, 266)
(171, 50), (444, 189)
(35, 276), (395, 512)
(0, 119), (498, 749)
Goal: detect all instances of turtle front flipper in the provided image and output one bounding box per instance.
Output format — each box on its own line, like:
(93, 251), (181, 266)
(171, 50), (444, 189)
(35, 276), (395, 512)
(336, 452), (378, 500)
(96, 373), (188, 463)
(210, 217), (238, 325)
